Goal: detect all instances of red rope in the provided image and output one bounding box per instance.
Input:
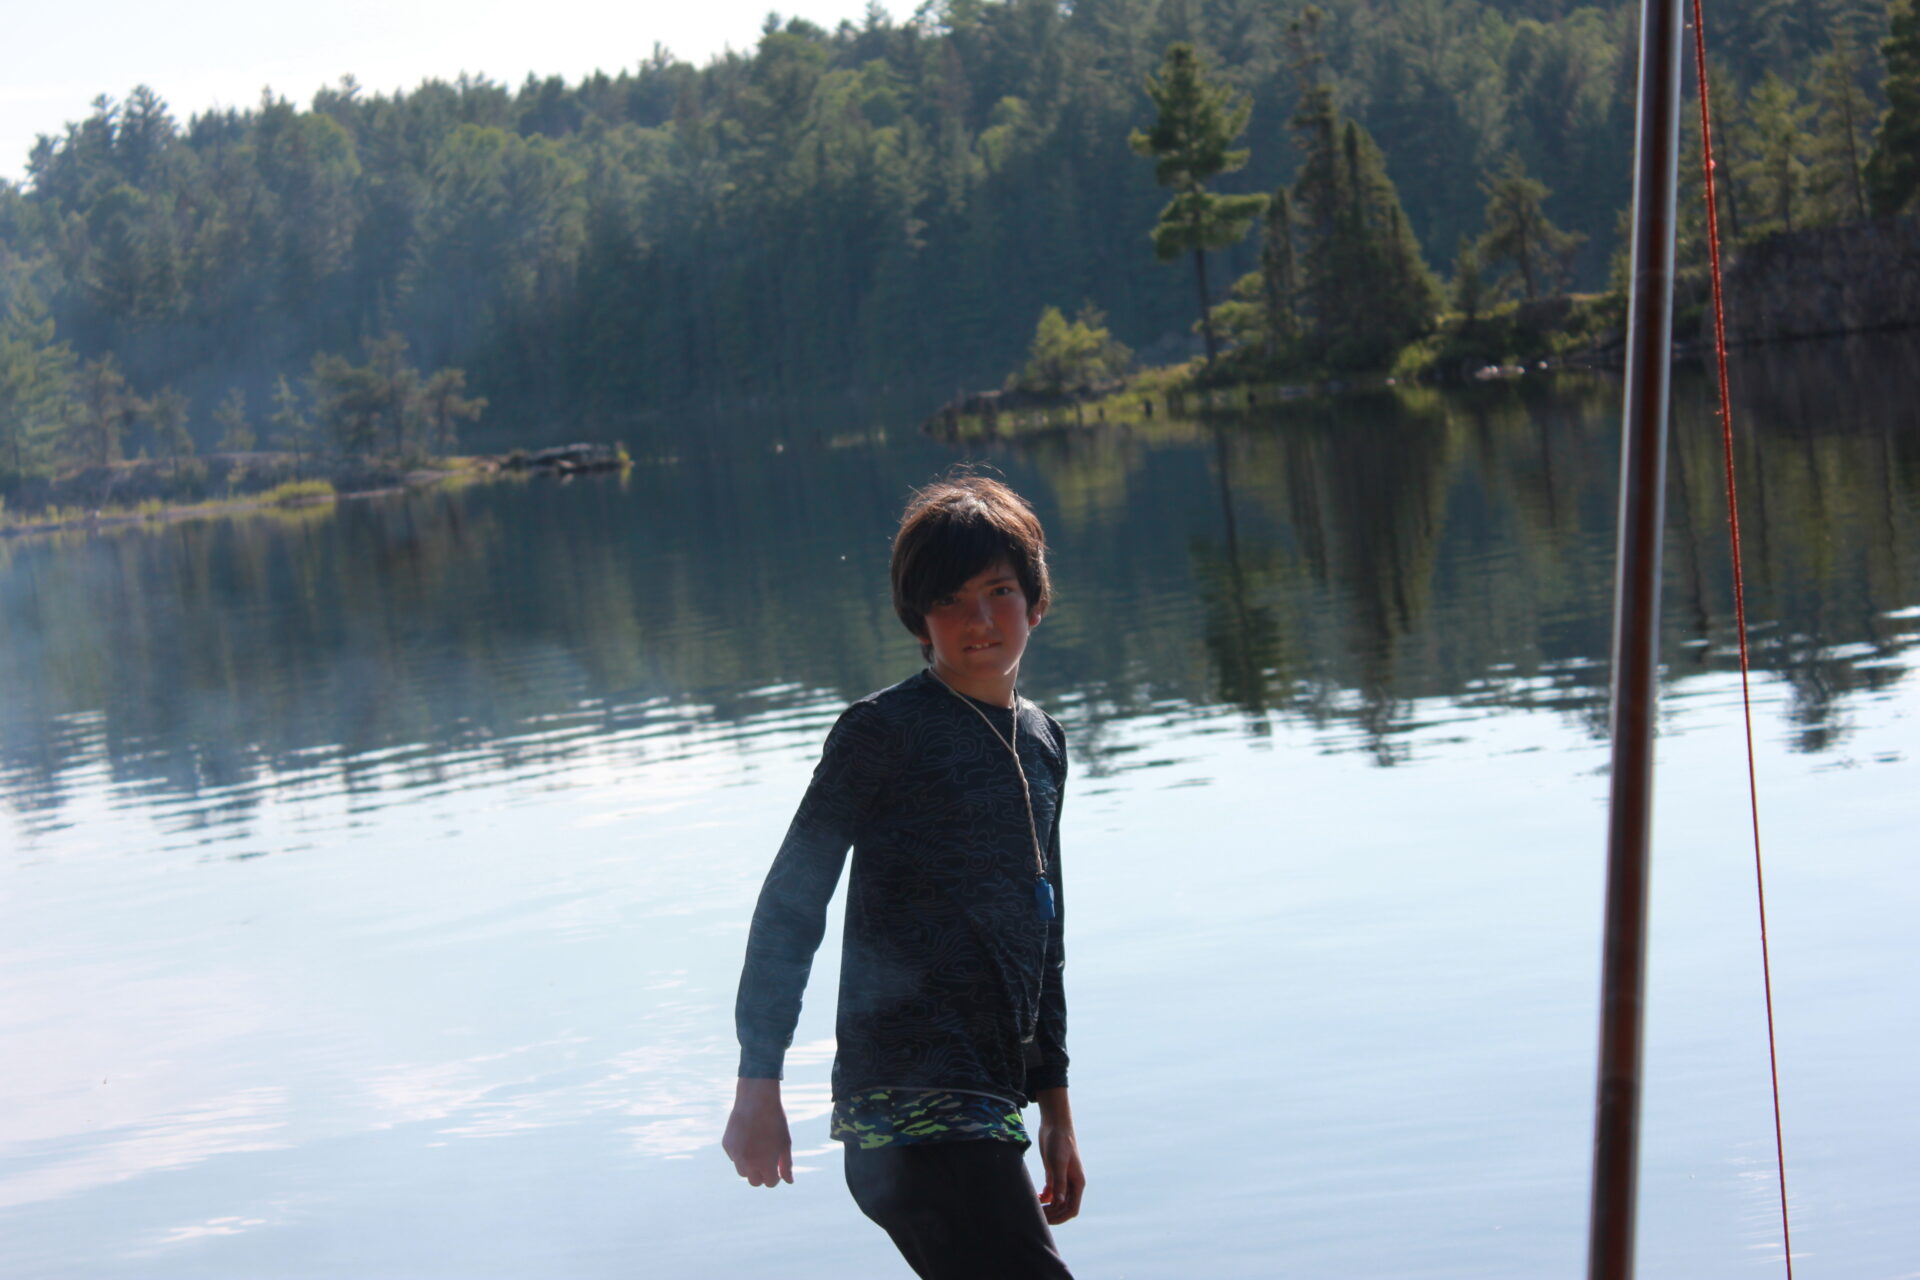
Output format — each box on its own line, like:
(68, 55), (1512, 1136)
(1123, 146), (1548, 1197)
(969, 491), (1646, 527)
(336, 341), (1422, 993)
(1689, 4), (1794, 1275)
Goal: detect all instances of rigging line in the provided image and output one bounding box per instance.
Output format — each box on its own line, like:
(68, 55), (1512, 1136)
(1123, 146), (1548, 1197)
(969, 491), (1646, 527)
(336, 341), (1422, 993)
(1688, 2), (1794, 1274)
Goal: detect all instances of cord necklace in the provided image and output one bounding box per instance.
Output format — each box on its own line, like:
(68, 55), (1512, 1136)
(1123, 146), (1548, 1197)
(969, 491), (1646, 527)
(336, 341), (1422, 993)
(925, 666), (1056, 920)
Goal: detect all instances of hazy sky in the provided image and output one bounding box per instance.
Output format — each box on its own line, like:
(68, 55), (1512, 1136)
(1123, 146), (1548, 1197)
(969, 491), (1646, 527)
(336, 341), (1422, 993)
(2, 0), (901, 183)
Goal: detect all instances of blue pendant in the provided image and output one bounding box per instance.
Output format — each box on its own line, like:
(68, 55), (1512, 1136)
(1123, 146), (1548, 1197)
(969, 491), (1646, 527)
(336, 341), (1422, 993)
(1034, 877), (1056, 921)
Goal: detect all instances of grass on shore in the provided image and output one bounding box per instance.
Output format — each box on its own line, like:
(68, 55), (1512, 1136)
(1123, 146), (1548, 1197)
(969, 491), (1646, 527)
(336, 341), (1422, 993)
(0, 480), (341, 536)
(0, 447), (637, 537)
(261, 478), (338, 507)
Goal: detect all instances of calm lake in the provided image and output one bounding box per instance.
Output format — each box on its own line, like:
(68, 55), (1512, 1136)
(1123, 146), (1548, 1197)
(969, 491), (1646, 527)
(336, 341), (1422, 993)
(3, 334), (1917, 1279)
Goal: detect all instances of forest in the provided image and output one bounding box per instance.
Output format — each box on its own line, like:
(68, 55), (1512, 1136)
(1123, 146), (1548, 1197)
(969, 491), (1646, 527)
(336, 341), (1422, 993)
(0, 0), (1915, 478)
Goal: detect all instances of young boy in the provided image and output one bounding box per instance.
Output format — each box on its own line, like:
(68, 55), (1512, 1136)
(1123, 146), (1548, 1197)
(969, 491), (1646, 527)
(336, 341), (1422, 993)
(724, 475), (1083, 1279)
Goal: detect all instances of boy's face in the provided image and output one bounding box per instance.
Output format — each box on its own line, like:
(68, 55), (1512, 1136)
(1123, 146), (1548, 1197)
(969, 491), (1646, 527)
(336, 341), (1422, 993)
(917, 559), (1045, 690)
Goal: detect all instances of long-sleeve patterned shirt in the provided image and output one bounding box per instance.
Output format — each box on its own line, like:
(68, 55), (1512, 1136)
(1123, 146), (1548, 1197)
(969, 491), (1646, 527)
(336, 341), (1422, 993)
(735, 669), (1069, 1106)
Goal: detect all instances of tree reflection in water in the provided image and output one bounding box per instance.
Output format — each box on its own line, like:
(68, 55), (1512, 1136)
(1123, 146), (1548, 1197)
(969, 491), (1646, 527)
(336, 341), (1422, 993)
(2, 331), (1916, 838)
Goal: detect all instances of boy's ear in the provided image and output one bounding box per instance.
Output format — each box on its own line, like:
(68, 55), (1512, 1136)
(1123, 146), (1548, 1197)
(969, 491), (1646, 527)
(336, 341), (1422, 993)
(1028, 602), (1047, 628)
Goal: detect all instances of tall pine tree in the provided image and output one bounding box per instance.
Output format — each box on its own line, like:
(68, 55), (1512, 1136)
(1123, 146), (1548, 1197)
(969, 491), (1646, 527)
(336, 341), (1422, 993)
(1477, 154), (1586, 301)
(1808, 26), (1877, 222)
(1736, 72), (1813, 234)
(1450, 235), (1488, 324)
(0, 290), (76, 479)
(1288, 14), (1440, 369)
(1259, 187), (1300, 358)
(1130, 43), (1269, 365)
(1866, 0), (1920, 214)
(73, 356), (138, 469)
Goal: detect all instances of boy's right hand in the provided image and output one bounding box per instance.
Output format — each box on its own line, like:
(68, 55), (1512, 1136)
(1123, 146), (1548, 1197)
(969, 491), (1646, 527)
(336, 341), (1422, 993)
(723, 1077), (793, 1186)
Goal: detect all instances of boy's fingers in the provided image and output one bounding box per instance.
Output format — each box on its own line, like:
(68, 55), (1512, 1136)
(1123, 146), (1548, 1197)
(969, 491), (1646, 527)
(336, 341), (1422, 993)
(1043, 1163), (1084, 1223)
(1039, 1172), (1064, 1221)
(779, 1149), (794, 1184)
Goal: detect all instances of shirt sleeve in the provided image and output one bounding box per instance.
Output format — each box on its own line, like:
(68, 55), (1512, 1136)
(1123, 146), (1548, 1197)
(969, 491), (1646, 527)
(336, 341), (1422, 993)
(735, 699), (895, 1080)
(1028, 739), (1070, 1092)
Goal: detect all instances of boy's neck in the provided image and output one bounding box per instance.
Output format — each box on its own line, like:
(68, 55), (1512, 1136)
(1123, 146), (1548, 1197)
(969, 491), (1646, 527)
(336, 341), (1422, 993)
(928, 661), (1017, 709)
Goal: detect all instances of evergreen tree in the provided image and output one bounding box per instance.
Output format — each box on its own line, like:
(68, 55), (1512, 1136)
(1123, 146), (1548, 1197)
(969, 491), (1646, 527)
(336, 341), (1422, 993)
(362, 333), (421, 457)
(1130, 43), (1269, 364)
(1698, 55), (1748, 244)
(1205, 272), (1277, 358)
(415, 367), (487, 454)
(145, 387), (195, 472)
(1866, 0), (1920, 214)
(1012, 304), (1131, 395)
(73, 356), (138, 469)
(309, 334), (480, 459)
(1477, 153), (1586, 301)
(1288, 18), (1441, 368)
(1606, 202), (1633, 297)
(1258, 187), (1300, 358)
(268, 374), (317, 469)
(0, 291), (76, 478)
(1287, 10), (1341, 246)
(1450, 235), (1488, 323)
(1808, 26), (1878, 222)
(1674, 94), (1712, 270)
(213, 388), (255, 453)
(310, 350), (387, 457)
(1736, 72), (1813, 234)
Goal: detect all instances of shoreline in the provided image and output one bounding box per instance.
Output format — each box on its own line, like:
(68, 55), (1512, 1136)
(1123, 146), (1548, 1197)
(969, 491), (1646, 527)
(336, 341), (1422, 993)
(924, 318), (1920, 442)
(0, 470), (450, 540)
(0, 444), (627, 541)
(922, 355), (1616, 442)
(923, 291), (1627, 441)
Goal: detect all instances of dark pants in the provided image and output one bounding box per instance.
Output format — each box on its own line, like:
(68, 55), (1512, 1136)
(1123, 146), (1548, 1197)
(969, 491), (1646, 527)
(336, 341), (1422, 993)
(843, 1139), (1075, 1279)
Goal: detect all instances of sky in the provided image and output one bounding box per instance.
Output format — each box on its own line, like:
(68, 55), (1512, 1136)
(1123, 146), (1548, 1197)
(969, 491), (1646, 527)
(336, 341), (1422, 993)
(1, 0), (902, 183)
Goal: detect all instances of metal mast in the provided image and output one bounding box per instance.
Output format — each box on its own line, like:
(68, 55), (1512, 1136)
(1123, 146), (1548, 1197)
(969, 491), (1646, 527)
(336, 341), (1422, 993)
(1588, 0), (1685, 1271)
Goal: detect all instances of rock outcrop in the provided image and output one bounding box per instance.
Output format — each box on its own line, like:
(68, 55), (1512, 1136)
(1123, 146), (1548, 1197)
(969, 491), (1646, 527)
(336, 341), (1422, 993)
(1717, 217), (1920, 346)
(499, 443), (625, 473)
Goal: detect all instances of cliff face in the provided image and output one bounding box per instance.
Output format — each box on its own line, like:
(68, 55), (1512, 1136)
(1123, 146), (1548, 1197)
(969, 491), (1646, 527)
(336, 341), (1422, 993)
(1717, 217), (1920, 345)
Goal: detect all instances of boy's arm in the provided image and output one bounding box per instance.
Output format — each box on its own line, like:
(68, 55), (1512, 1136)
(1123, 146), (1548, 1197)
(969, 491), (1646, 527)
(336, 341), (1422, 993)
(1035, 1086), (1085, 1224)
(1033, 754), (1080, 1222)
(1029, 765), (1069, 1092)
(728, 701), (892, 1185)
(734, 700), (891, 1079)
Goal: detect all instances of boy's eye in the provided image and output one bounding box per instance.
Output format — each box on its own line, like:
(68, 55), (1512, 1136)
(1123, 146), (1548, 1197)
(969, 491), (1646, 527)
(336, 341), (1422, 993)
(931, 596), (956, 608)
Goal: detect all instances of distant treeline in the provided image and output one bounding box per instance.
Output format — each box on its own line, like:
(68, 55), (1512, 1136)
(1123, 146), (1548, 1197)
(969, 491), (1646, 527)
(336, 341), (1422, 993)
(0, 0), (1911, 470)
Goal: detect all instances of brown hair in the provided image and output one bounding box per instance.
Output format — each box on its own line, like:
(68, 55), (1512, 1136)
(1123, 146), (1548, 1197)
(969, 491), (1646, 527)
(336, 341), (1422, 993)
(891, 474), (1051, 656)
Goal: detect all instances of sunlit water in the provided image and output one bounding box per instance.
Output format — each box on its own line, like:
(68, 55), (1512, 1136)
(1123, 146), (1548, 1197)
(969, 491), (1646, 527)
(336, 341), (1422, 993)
(3, 335), (1918, 1278)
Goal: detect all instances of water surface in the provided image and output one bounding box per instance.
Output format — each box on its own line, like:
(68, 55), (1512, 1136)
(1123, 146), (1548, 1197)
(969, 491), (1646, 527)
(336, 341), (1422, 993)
(3, 334), (1918, 1278)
